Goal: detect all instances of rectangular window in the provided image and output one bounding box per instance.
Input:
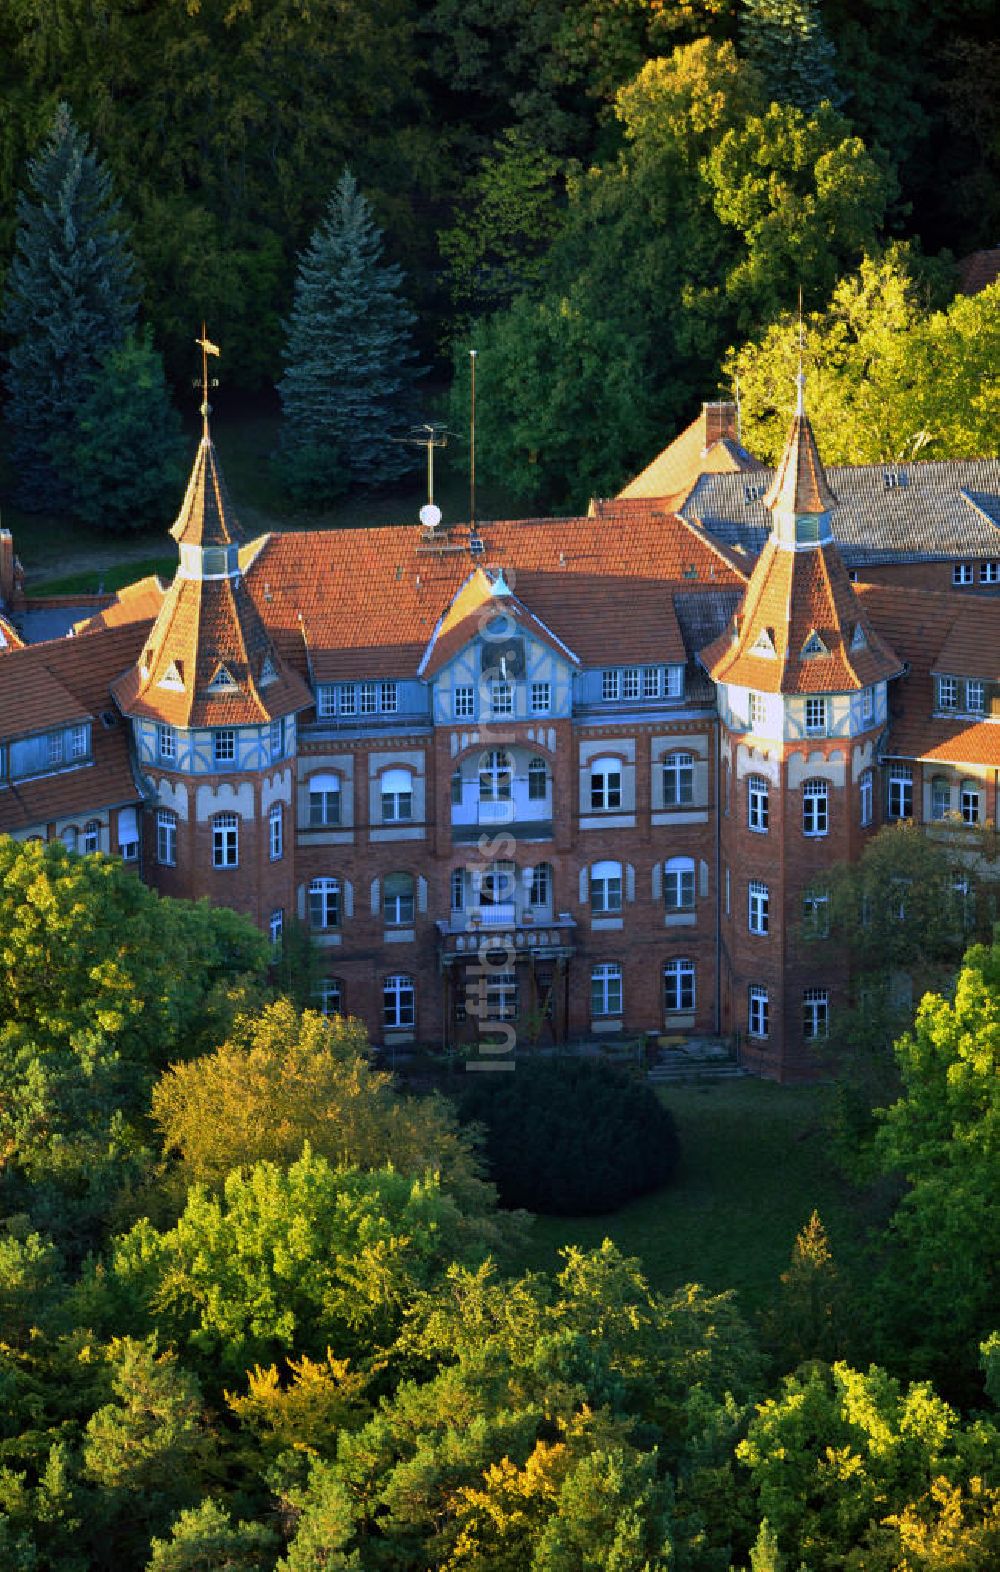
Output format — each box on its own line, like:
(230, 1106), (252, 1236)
(748, 777), (769, 832)
(980, 562), (1000, 584)
(664, 960), (695, 1013)
(953, 562), (973, 585)
(803, 889), (830, 937)
(591, 866), (623, 914)
(47, 733), (64, 765)
(664, 863), (695, 911)
(269, 908), (283, 950)
(590, 762), (622, 811)
(317, 686), (337, 718)
(384, 973), (415, 1029)
(491, 680), (513, 716)
(453, 685), (475, 719)
(622, 668), (641, 700)
(269, 805), (283, 860)
(966, 680), (984, 714)
(530, 681), (551, 714)
(664, 666), (683, 698)
(860, 770), (873, 826)
(485, 972), (518, 1021)
(930, 777), (950, 821)
(309, 880), (340, 929)
(380, 681), (398, 713)
(748, 879), (769, 935)
(450, 869), (464, 910)
(71, 724), (89, 759)
(937, 676), (958, 711)
(804, 697), (828, 736)
(749, 692), (766, 728)
(888, 766), (913, 820)
(359, 682), (378, 715)
(961, 784), (980, 825)
(157, 723), (176, 761)
(156, 810), (177, 867)
(591, 962), (622, 1016)
(748, 986), (769, 1038)
(601, 670), (620, 702)
(642, 667), (660, 698)
(803, 988), (829, 1040)
(212, 813), (238, 868)
(213, 729), (235, 764)
(803, 780), (829, 836)
(529, 864), (550, 906)
(861, 687), (874, 721)
(338, 684), (357, 716)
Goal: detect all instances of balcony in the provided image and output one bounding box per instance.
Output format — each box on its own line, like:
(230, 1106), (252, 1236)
(437, 912), (576, 961)
(451, 777), (553, 843)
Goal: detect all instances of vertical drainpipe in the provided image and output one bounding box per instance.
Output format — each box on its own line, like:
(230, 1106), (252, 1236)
(714, 712), (722, 1035)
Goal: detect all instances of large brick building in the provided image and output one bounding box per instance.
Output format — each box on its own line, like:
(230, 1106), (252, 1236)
(1, 393), (997, 1079)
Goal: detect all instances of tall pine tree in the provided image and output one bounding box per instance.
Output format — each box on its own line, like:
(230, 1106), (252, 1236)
(278, 169), (421, 502)
(2, 103), (139, 508)
(740, 0), (843, 113)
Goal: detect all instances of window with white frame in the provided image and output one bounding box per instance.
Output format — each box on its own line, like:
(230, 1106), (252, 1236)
(664, 958), (695, 1013)
(213, 728), (235, 764)
(748, 985), (769, 1038)
(453, 685), (475, 719)
(749, 692), (767, 729)
(591, 860), (623, 914)
(117, 807), (139, 861)
(860, 768), (874, 827)
(156, 809), (177, 866)
(486, 971), (518, 1020)
(953, 562), (973, 585)
(937, 676), (958, 711)
(803, 987), (829, 1039)
(269, 908), (283, 950)
(664, 666), (683, 698)
(47, 733), (63, 765)
(156, 723), (175, 762)
(383, 871), (415, 926)
(308, 773), (341, 827)
(338, 684), (357, 716)
(622, 668), (641, 700)
(529, 862), (551, 907)
(309, 877), (341, 929)
(802, 778), (829, 836)
(590, 756), (622, 811)
(527, 756), (548, 800)
(380, 682), (398, 713)
(480, 749), (512, 801)
(70, 724), (89, 759)
(317, 687), (337, 718)
(450, 868), (465, 911)
(591, 961), (622, 1016)
(269, 803), (283, 860)
(359, 682), (378, 715)
(747, 775), (769, 832)
(981, 562), (1000, 584)
(601, 670), (621, 702)
(930, 776), (950, 821)
(861, 687), (874, 722)
(481, 860), (516, 911)
(804, 697), (828, 736)
(664, 856), (695, 912)
(888, 765), (912, 820)
(961, 781), (980, 825)
(451, 769), (463, 805)
(269, 719), (285, 761)
(384, 973), (415, 1028)
(380, 767), (413, 822)
(318, 977), (344, 1016)
(803, 888), (830, 937)
(490, 679), (513, 716)
(212, 812), (238, 868)
(530, 681), (551, 714)
(748, 879), (769, 935)
(966, 679), (984, 713)
(662, 751), (694, 807)
(643, 667), (660, 698)
(83, 819), (101, 854)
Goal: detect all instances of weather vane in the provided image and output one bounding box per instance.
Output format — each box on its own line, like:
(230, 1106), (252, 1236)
(194, 323), (221, 438)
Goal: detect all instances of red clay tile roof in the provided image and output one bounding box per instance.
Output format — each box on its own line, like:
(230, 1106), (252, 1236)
(170, 436), (244, 549)
(617, 404), (764, 501)
(73, 576), (168, 634)
(700, 537), (902, 693)
(0, 613), (25, 651)
(0, 623), (148, 834)
(957, 249), (1000, 296)
(762, 412), (838, 516)
(419, 569), (580, 678)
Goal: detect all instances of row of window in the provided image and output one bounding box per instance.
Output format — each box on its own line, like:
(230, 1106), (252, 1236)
(317, 681), (399, 718)
(601, 667), (684, 703)
(744, 881), (830, 937)
(158, 806), (286, 868)
(591, 752), (695, 810)
(953, 562), (999, 585)
(935, 676), (987, 716)
(747, 986), (829, 1040)
(157, 719), (290, 767)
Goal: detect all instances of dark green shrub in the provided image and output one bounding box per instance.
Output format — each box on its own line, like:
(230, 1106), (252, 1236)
(457, 1058), (680, 1215)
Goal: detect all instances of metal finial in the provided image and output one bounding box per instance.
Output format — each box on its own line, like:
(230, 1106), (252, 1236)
(796, 288), (805, 417)
(194, 323), (221, 439)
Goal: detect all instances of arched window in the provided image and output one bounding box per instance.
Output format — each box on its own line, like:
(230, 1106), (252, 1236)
(380, 767), (413, 822)
(888, 765), (912, 820)
(269, 802), (283, 860)
(309, 876), (341, 929)
(591, 860), (622, 914)
(383, 871), (415, 926)
(527, 756), (548, 801)
(384, 973), (415, 1028)
(528, 862), (552, 908)
(212, 811), (238, 868)
(317, 977), (344, 1016)
(961, 780), (980, 825)
(481, 860), (516, 920)
(748, 985), (769, 1038)
(309, 772), (341, 827)
(803, 987), (829, 1039)
(859, 768), (873, 827)
(930, 776), (950, 821)
(802, 779), (829, 837)
(83, 819), (101, 854)
(664, 856), (695, 912)
(590, 756), (621, 811)
(747, 775), (769, 832)
(664, 959), (695, 1013)
(591, 962), (622, 1016)
(479, 750), (512, 802)
(663, 751), (694, 807)
(157, 809), (177, 866)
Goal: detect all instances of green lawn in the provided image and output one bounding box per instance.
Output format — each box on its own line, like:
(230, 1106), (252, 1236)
(514, 1078), (869, 1316)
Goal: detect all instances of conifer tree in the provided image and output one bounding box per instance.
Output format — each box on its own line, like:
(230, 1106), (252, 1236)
(740, 0), (843, 113)
(2, 103), (139, 508)
(278, 169), (421, 501)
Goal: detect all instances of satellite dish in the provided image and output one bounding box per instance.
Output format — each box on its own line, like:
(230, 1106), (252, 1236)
(419, 503), (442, 529)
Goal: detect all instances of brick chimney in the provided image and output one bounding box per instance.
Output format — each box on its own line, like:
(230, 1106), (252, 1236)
(702, 400), (738, 449)
(0, 529), (15, 607)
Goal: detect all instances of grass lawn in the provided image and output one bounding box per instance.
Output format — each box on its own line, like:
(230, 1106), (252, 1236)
(514, 1078), (870, 1317)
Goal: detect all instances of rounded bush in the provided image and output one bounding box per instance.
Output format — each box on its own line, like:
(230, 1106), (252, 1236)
(457, 1057), (680, 1215)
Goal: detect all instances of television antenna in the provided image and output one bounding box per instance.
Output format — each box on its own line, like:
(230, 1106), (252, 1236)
(400, 423), (451, 528)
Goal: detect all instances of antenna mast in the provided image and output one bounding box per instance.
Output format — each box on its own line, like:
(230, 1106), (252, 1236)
(469, 348), (477, 528)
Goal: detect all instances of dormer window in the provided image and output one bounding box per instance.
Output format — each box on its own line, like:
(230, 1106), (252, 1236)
(801, 630), (828, 658)
(966, 680), (984, 714)
(850, 623), (867, 651)
(159, 661), (184, 691)
(47, 733), (63, 766)
(260, 655), (278, 687)
(937, 676), (958, 711)
(752, 628), (776, 658)
(71, 724), (89, 759)
(207, 664), (238, 693)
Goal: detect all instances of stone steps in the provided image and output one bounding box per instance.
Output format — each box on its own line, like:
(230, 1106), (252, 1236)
(647, 1060), (748, 1084)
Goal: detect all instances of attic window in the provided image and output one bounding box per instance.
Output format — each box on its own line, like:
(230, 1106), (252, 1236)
(801, 630), (829, 658)
(259, 654), (278, 687)
(682, 564), (698, 580)
(469, 532), (485, 557)
(158, 661), (184, 691)
(883, 469), (907, 490)
(100, 709), (119, 730)
(743, 483), (766, 504)
(751, 628), (776, 658)
(850, 623), (867, 651)
(206, 664), (239, 693)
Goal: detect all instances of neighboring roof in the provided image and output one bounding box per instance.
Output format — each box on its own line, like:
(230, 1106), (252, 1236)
(683, 457), (1000, 567)
(73, 576), (168, 634)
(0, 623), (148, 834)
(957, 249), (1000, 296)
(855, 582), (1000, 769)
(242, 508), (748, 681)
(700, 537), (903, 694)
(616, 402), (764, 502)
(170, 436), (244, 549)
(419, 568), (580, 679)
(762, 411), (838, 516)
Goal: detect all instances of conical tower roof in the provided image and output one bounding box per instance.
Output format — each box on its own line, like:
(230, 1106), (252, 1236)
(170, 434), (243, 549)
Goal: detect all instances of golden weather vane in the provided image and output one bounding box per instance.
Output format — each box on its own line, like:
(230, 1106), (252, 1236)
(194, 323), (221, 439)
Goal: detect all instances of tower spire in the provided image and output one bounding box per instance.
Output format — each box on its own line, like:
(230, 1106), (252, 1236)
(796, 287), (805, 417)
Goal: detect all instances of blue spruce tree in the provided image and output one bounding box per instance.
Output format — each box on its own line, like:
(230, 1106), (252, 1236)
(741, 0), (844, 113)
(278, 169), (421, 501)
(2, 104), (139, 508)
